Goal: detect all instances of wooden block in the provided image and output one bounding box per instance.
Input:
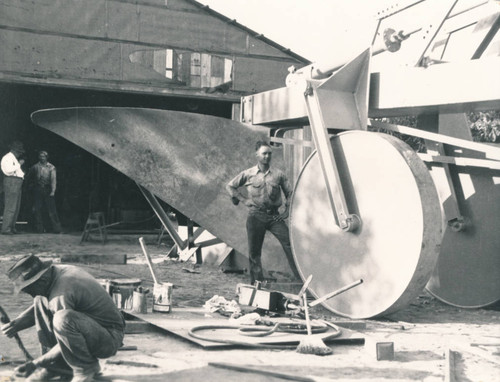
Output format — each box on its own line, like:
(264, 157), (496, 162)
(125, 320), (153, 334)
(376, 342), (395, 361)
(60, 254), (127, 264)
(333, 321), (367, 330)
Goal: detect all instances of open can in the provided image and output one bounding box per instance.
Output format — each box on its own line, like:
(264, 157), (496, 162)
(153, 282), (172, 313)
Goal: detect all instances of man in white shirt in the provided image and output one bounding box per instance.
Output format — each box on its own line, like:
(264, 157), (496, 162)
(1, 141), (25, 234)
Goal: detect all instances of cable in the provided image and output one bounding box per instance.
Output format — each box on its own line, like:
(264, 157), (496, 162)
(188, 320), (341, 348)
(238, 322), (329, 337)
(188, 324), (297, 349)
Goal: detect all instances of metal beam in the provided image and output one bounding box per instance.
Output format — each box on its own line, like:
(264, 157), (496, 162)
(368, 119), (500, 160)
(241, 57), (500, 125)
(369, 58), (500, 117)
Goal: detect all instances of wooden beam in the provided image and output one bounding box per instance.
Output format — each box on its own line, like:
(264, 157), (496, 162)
(60, 254), (127, 264)
(369, 120), (500, 160)
(445, 349), (458, 382)
(419, 154), (500, 170)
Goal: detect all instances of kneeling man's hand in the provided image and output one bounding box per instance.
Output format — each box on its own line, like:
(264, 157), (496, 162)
(15, 361), (36, 377)
(1, 320), (18, 338)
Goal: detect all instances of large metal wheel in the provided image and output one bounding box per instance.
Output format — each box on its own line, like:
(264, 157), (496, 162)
(426, 161), (500, 308)
(290, 131), (442, 319)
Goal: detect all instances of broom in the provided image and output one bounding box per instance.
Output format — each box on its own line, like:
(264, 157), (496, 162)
(296, 293), (333, 356)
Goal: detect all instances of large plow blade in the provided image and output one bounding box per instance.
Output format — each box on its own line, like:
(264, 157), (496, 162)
(31, 107), (295, 275)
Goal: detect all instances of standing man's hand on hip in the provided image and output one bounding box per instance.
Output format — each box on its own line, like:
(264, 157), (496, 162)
(274, 207), (289, 222)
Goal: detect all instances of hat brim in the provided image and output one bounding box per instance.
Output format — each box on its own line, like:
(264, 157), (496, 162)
(14, 261), (52, 295)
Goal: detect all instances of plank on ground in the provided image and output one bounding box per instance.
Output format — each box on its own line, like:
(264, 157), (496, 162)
(60, 254), (127, 264)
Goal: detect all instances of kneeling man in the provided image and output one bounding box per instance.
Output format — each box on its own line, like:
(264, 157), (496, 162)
(2, 254), (125, 382)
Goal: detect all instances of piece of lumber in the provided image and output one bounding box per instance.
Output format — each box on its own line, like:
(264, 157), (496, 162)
(106, 360), (158, 368)
(209, 362), (317, 382)
(118, 345), (138, 351)
(124, 321), (152, 334)
(369, 120), (500, 160)
(445, 349), (458, 382)
(59, 254), (127, 265)
(332, 321), (367, 330)
(453, 344), (500, 366)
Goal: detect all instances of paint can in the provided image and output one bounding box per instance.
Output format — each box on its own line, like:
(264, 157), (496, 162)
(131, 289), (148, 314)
(153, 282), (172, 313)
(111, 278), (142, 310)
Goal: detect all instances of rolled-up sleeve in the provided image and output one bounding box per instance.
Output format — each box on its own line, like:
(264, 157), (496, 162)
(1, 153), (22, 177)
(50, 167), (57, 194)
(226, 171), (247, 198)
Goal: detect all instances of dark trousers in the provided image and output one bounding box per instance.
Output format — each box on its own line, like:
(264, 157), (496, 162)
(34, 296), (123, 373)
(246, 211), (301, 284)
(34, 186), (62, 233)
(2, 176), (23, 233)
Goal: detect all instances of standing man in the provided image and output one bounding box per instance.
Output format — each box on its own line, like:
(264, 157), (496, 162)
(226, 140), (301, 284)
(1, 254), (125, 382)
(1, 141), (25, 235)
(28, 150), (62, 233)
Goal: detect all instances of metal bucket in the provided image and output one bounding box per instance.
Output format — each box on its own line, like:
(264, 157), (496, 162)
(131, 290), (148, 314)
(111, 278), (142, 310)
(153, 282), (172, 313)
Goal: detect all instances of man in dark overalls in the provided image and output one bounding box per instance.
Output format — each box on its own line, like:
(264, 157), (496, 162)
(27, 150), (62, 233)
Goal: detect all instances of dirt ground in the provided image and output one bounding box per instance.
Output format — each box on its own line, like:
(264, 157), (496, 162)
(0, 233), (499, 382)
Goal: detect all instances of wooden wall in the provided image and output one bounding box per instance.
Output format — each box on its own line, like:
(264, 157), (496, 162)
(0, 0), (307, 98)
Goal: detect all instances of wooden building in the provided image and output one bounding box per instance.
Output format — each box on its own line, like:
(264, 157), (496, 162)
(0, 0), (308, 230)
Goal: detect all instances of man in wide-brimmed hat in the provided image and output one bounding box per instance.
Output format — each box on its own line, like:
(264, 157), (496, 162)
(1, 254), (125, 382)
(1, 140), (25, 234)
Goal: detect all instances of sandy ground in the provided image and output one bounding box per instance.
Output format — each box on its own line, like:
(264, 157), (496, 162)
(0, 233), (499, 382)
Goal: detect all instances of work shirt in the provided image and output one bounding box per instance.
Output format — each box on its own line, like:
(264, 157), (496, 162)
(1, 152), (24, 178)
(29, 162), (57, 193)
(42, 265), (125, 331)
(226, 165), (293, 212)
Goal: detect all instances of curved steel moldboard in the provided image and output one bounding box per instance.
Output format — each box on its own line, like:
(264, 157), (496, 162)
(31, 107), (293, 274)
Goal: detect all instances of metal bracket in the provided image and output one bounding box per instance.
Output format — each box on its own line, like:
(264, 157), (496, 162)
(300, 49), (371, 231)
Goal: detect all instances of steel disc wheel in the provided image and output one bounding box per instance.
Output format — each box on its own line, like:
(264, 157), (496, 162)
(426, 162), (500, 308)
(290, 131), (442, 319)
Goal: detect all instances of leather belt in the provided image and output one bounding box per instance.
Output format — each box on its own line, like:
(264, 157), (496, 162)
(257, 207), (279, 215)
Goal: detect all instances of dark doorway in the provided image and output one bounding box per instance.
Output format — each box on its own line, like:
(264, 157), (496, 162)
(0, 82), (232, 232)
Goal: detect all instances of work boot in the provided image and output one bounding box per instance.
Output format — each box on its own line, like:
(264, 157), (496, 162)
(26, 367), (71, 381)
(71, 364), (101, 382)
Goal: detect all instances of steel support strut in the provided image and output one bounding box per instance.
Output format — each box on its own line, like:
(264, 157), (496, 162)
(299, 49), (371, 231)
(304, 84), (360, 231)
(137, 183), (186, 251)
